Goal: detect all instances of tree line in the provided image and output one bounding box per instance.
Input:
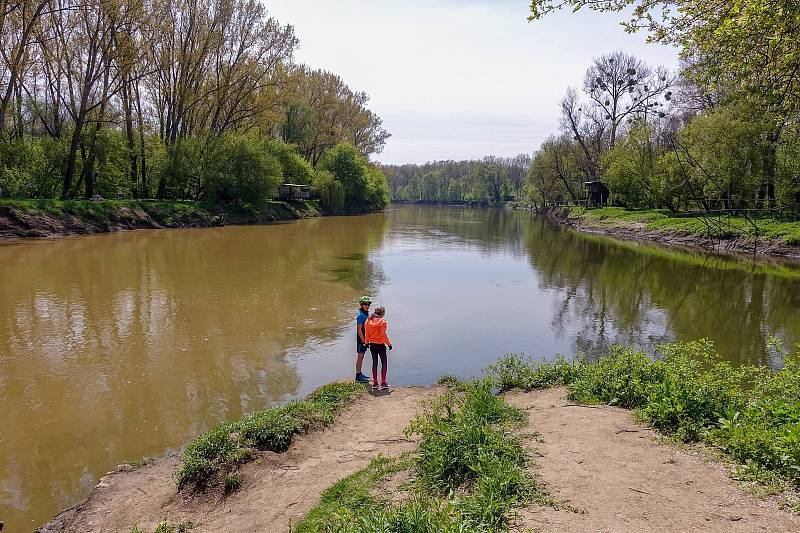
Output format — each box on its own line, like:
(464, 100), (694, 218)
(384, 155), (531, 204)
(525, 1), (800, 214)
(0, 0), (390, 211)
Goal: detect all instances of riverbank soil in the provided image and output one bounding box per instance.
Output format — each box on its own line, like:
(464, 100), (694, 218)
(0, 199), (320, 239)
(508, 387), (800, 532)
(39, 386), (439, 533)
(547, 206), (800, 259)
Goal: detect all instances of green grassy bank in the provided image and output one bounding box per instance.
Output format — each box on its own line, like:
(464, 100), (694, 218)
(487, 340), (800, 495)
(295, 341), (800, 531)
(177, 382), (365, 491)
(570, 207), (800, 245)
(0, 198), (321, 238)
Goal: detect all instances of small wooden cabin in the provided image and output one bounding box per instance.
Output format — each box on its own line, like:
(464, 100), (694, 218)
(584, 181), (610, 208)
(278, 184), (312, 201)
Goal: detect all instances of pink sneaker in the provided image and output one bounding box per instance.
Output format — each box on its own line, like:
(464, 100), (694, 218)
(379, 383), (390, 391)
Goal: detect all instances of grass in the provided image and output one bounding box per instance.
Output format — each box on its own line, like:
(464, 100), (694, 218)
(129, 520), (194, 533)
(123, 456), (155, 469)
(176, 382), (365, 491)
(571, 206), (800, 245)
(486, 339), (800, 487)
(291, 455), (414, 533)
(224, 473), (241, 494)
(294, 379), (547, 532)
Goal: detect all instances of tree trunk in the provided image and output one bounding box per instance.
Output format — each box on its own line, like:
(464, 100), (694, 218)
(82, 125), (103, 200)
(763, 139), (777, 209)
(122, 78), (139, 198)
(134, 82), (148, 197)
(62, 123), (85, 199)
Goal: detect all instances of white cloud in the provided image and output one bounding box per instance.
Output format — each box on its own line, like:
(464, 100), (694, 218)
(267, 0), (679, 164)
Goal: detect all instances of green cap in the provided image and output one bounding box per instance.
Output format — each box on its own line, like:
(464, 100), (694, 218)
(359, 296), (372, 304)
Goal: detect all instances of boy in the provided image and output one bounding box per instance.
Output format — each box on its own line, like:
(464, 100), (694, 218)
(355, 296), (372, 382)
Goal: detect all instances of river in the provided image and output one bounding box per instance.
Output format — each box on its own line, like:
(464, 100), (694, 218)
(2, 205), (799, 530)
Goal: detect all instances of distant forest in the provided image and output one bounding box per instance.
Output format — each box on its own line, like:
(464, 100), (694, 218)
(384, 155), (530, 204)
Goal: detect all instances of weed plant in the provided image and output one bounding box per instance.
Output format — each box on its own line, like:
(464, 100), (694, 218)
(487, 340), (800, 485)
(130, 520), (194, 533)
(176, 382), (364, 490)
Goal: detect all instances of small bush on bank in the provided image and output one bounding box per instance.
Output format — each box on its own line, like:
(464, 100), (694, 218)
(485, 353), (579, 392)
(176, 382), (363, 490)
(488, 340), (800, 485)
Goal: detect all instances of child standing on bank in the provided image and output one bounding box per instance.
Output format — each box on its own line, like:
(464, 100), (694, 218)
(364, 306), (393, 390)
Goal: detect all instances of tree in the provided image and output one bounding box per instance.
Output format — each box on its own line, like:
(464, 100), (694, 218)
(0, 0), (50, 139)
(280, 68), (390, 165)
(584, 51), (671, 147)
(318, 142), (388, 212)
(0, 0), (390, 207)
(264, 139), (314, 184)
(206, 134), (282, 206)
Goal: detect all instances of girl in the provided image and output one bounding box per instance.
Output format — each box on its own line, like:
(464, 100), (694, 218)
(364, 306), (393, 390)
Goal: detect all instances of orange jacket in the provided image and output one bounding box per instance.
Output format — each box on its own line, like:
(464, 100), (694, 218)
(364, 316), (391, 345)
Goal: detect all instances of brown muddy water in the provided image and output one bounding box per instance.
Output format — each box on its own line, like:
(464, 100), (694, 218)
(2, 205), (800, 530)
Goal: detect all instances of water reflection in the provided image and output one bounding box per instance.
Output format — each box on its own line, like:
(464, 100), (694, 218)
(521, 221), (800, 365)
(386, 207), (799, 366)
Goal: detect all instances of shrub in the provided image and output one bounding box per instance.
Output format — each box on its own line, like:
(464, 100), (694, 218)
(318, 142), (389, 212)
(485, 354), (578, 392)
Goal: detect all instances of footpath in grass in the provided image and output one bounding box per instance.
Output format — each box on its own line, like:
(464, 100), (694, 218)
(292, 380), (551, 533)
(486, 339), (800, 495)
(571, 206), (800, 245)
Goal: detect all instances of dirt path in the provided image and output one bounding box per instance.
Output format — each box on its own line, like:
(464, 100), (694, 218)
(508, 387), (800, 532)
(41, 386), (438, 533)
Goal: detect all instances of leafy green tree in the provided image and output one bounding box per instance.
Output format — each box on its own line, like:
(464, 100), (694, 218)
(312, 169), (344, 212)
(319, 143), (369, 205)
(206, 135), (282, 206)
(281, 102), (316, 147)
(602, 122), (662, 208)
(264, 139), (314, 185)
(318, 142), (388, 212)
(677, 102), (768, 209)
(364, 165), (390, 211)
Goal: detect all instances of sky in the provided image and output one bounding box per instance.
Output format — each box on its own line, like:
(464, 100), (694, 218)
(267, 0), (680, 165)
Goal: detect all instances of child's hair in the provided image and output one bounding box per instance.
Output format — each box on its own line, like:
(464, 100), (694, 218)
(370, 306), (385, 319)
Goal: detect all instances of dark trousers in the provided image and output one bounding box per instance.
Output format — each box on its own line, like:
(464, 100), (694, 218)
(369, 343), (388, 384)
